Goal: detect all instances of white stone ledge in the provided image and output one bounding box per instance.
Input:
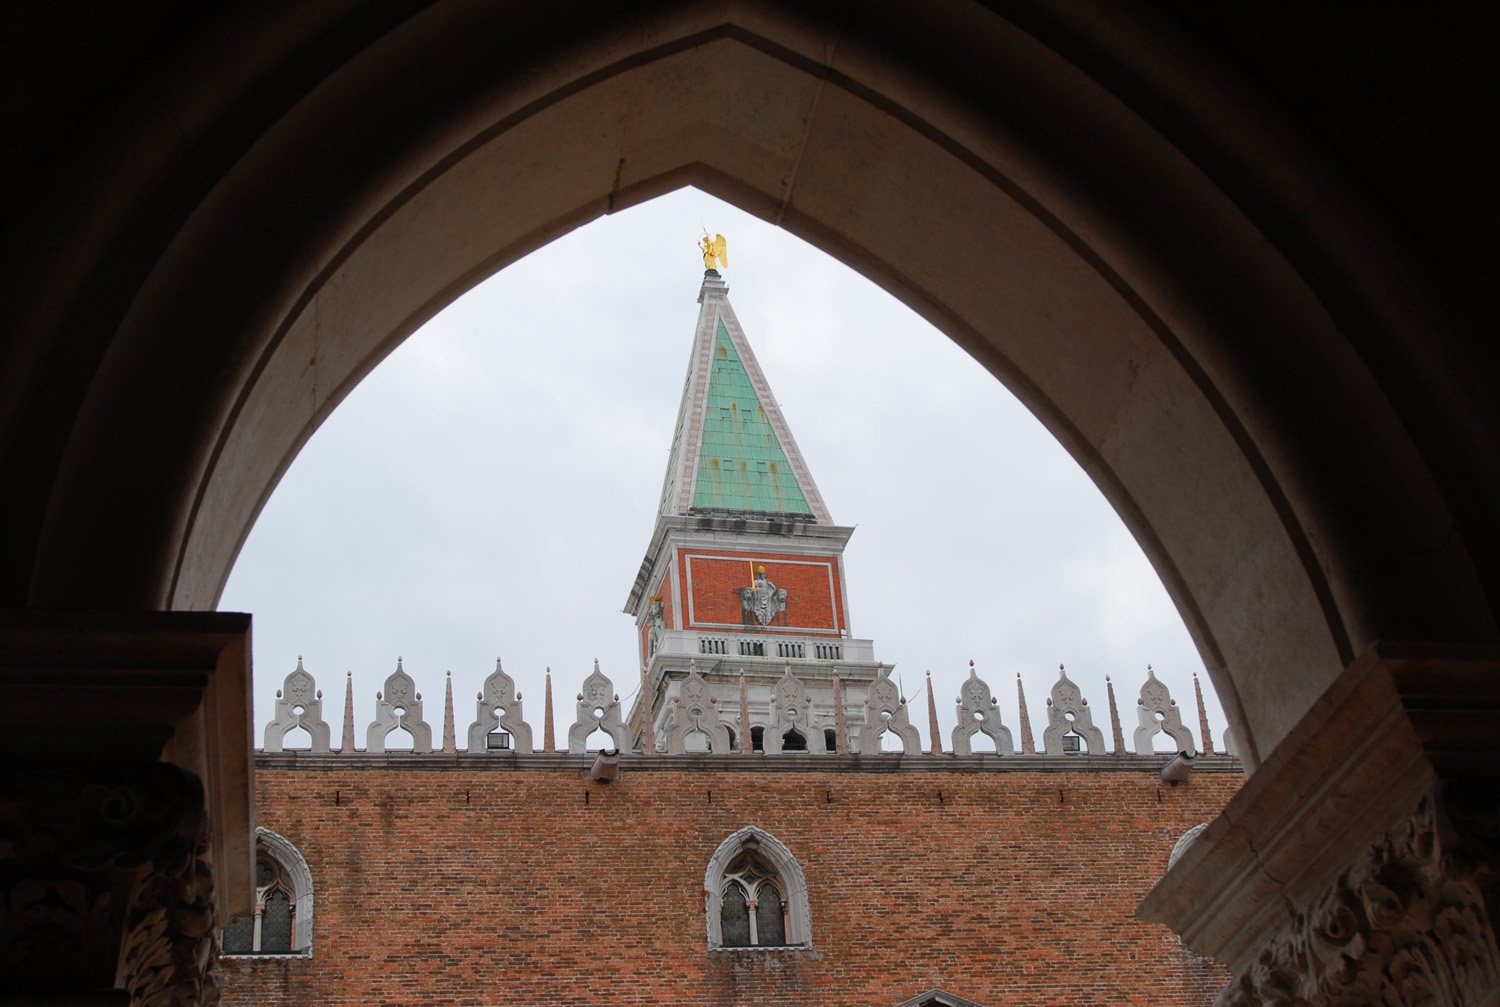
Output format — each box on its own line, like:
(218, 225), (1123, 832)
(253, 751), (1243, 775)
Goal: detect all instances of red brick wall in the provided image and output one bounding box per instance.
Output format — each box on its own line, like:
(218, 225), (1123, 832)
(680, 551), (844, 633)
(221, 765), (1236, 1007)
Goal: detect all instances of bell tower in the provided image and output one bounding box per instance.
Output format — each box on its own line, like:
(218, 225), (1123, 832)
(624, 257), (887, 753)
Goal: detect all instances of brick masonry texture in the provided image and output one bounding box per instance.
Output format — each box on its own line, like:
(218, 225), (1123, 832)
(222, 765), (1238, 1006)
(681, 551), (844, 632)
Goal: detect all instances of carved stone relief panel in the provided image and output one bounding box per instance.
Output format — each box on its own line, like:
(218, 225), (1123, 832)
(1216, 787), (1498, 1007)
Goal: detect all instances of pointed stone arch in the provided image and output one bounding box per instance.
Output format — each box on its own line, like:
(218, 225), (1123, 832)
(704, 826), (812, 950)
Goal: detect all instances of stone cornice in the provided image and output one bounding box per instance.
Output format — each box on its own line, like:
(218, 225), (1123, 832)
(254, 750), (1243, 775)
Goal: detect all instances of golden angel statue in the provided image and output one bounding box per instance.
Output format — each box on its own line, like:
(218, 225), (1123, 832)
(699, 233), (728, 271)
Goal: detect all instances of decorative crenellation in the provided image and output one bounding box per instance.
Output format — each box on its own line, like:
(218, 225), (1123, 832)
(666, 661), (732, 754)
(366, 658), (433, 754)
(1042, 665), (1107, 755)
(465, 658), (534, 754)
(951, 661), (1014, 756)
(263, 658), (333, 753)
(260, 659), (1224, 761)
(858, 664), (922, 755)
(1215, 785), (1499, 1007)
(1134, 665), (1195, 756)
(567, 660), (631, 754)
(765, 662), (820, 754)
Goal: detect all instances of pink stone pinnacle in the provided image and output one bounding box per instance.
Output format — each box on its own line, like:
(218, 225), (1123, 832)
(1016, 674), (1036, 755)
(441, 671), (456, 753)
(1106, 676), (1125, 755)
(926, 672), (943, 756)
(543, 669), (556, 753)
(340, 672), (356, 753)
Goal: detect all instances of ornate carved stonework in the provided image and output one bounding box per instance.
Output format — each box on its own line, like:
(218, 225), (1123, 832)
(262, 658), (332, 753)
(646, 597), (666, 658)
(466, 658), (534, 754)
(366, 658), (433, 754)
(951, 661), (1014, 756)
(1134, 666), (1195, 756)
(738, 569), (787, 627)
(1041, 665), (1106, 755)
(566, 661), (632, 754)
(765, 663), (816, 754)
(0, 760), (220, 1005)
(666, 663), (732, 754)
(858, 665), (921, 755)
(1217, 786), (1498, 1007)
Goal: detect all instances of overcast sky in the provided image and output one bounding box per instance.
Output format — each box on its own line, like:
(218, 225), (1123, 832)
(221, 187), (1226, 754)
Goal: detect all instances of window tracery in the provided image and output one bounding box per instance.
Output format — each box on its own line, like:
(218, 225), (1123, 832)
(720, 851), (787, 946)
(221, 829), (313, 957)
(704, 827), (811, 950)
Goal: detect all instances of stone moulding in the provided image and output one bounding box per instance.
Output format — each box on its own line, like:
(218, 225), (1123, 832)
(253, 750), (1246, 774)
(890, 989), (992, 1007)
(1138, 642), (1500, 1007)
(254, 827), (316, 955)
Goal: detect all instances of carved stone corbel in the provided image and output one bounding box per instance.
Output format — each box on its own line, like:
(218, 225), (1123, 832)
(1139, 642), (1500, 1007)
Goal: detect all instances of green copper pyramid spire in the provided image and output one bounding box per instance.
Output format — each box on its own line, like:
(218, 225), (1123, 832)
(693, 321), (811, 514)
(656, 271), (831, 523)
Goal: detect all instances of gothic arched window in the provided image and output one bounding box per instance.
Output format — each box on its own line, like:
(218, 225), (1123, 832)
(221, 828), (314, 957)
(704, 827), (811, 950)
(720, 851), (786, 946)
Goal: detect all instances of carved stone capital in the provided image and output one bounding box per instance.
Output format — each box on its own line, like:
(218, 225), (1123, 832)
(1, 611), (252, 1006)
(0, 761), (219, 1005)
(1139, 642), (1500, 1007)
